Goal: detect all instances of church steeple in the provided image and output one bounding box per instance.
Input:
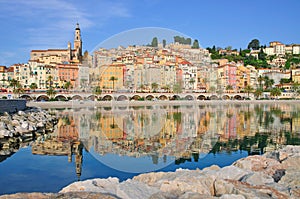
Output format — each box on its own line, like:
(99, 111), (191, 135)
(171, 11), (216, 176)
(74, 23), (82, 60)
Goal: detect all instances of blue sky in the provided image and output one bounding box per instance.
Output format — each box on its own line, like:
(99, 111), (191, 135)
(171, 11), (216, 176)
(0, 0), (300, 66)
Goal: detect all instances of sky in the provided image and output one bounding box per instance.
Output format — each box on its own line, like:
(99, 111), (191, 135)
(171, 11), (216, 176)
(0, 0), (300, 66)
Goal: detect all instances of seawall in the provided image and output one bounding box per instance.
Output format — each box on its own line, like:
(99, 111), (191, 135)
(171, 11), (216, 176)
(0, 99), (26, 114)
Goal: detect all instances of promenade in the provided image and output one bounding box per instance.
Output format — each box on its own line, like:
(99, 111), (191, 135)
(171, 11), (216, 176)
(27, 99), (300, 109)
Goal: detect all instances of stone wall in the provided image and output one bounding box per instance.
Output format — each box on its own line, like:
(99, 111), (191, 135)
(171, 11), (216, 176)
(0, 100), (26, 114)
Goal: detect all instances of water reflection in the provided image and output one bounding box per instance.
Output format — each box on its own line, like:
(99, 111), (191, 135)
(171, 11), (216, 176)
(1, 103), (300, 177)
(42, 103), (300, 173)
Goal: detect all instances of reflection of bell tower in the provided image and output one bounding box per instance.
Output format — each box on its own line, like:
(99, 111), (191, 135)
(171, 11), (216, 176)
(74, 141), (83, 181)
(74, 23), (82, 61)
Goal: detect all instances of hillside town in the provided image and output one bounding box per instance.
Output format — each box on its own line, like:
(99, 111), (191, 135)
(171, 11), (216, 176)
(1, 23), (300, 99)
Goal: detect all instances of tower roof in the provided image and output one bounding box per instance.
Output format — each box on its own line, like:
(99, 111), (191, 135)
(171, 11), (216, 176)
(75, 23), (80, 30)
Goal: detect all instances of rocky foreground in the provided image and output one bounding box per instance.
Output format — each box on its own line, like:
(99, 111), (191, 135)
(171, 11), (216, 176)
(1, 145), (300, 199)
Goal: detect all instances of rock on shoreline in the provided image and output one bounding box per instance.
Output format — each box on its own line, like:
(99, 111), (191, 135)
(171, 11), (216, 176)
(1, 145), (300, 199)
(0, 108), (57, 157)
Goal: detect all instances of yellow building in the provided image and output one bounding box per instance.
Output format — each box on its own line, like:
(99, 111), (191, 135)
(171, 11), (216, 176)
(99, 64), (124, 91)
(237, 65), (251, 91)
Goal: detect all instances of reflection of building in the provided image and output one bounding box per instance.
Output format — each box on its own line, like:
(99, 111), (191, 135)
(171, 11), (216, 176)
(49, 103), (300, 166)
(57, 116), (79, 141)
(32, 138), (83, 180)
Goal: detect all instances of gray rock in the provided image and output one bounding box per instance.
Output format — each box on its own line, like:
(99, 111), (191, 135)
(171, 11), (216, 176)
(117, 179), (160, 199)
(179, 192), (215, 199)
(240, 172), (274, 186)
(60, 177), (119, 194)
(10, 120), (20, 127)
(216, 165), (249, 180)
(17, 110), (26, 116)
(214, 179), (235, 196)
(0, 129), (10, 137)
(21, 121), (29, 129)
(36, 122), (45, 128)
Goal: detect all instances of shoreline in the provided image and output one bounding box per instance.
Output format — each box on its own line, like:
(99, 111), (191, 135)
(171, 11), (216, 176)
(27, 99), (300, 109)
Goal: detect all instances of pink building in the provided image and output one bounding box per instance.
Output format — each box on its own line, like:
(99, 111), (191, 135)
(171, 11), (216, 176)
(218, 64), (237, 92)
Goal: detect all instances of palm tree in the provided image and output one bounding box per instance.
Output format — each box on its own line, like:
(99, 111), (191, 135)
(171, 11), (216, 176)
(46, 75), (53, 88)
(46, 87), (56, 99)
(63, 81), (72, 93)
(13, 83), (24, 98)
(9, 79), (19, 90)
(270, 87), (281, 99)
(244, 85), (253, 98)
(109, 76), (118, 92)
(258, 75), (264, 89)
(29, 83), (38, 92)
(254, 88), (263, 99)
(264, 76), (274, 90)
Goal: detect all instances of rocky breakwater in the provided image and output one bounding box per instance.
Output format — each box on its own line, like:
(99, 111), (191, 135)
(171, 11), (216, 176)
(0, 108), (57, 158)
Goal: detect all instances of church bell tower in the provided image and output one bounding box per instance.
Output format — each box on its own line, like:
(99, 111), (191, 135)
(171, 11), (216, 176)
(74, 23), (82, 60)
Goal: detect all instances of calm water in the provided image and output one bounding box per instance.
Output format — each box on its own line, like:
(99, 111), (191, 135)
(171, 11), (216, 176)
(1, 103), (300, 194)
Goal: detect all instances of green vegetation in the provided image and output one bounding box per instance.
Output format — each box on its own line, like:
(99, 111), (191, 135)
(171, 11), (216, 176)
(109, 76), (118, 92)
(151, 37), (158, 47)
(93, 86), (102, 96)
(29, 83), (38, 92)
(247, 39), (260, 50)
(192, 39), (199, 49)
(173, 36), (191, 45)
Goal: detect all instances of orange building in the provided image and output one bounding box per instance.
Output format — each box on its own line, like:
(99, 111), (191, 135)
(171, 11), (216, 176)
(57, 63), (79, 88)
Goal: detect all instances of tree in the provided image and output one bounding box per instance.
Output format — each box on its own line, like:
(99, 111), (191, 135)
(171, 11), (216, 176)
(192, 39), (199, 49)
(186, 38), (191, 45)
(248, 39), (260, 50)
(292, 82), (300, 92)
(63, 81), (72, 92)
(173, 83), (182, 94)
(209, 86), (216, 93)
(1, 73), (5, 88)
(151, 37), (158, 47)
(93, 86), (102, 96)
(109, 76), (118, 92)
(151, 82), (159, 92)
(264, 76), (274, 90)
(226, 85), (233, 93)
(189, 78), (195, 89)
(244, 85), (254, 98)
(162, 39), (166, 48)
(46, 75), (53, 88)
(254, 88), (263, 99)
(9, 79), (19, 90)
(46, 87), (56, 99)
(258, 48), (266, 61)
(270, 87), (281, 99)
(13, 83), (24, 98)
(258, 75), (264, 89)
(29, 83), (38, 92)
